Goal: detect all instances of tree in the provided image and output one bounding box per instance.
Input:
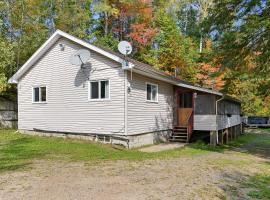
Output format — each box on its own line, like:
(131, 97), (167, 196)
(196, 62), (225, 90)
(206, 0), (270, 76)
(51, 0), (93, 39)
(223, 72), (270, 116)
(196, 39), (225, 90)
(196, 0), (213, 52)
(204, 0), (270, 114)
(128, 0), (157, 56)
(0, 36), (15, 97)
(168, 0), (213, 52)
(143, 10), (199, 82)
(93, 0), (119, 36)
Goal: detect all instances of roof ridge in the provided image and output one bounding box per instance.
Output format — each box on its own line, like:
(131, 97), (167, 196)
(8, 29), (240, 101)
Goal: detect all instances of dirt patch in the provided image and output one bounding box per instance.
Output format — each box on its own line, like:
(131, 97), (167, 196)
(0, 150), (268, 200)
(139, 143), (186, 152)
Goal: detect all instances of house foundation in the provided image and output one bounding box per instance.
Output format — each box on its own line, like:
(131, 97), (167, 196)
(18, 129), (172, 149)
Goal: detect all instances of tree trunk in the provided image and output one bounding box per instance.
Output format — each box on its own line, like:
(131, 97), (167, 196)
(184, 8), (188, 35)
(199, 33), (203, 53)
(104, 12), (108, 36)
(50, 0), (56, 34)
(16, 0), (25, 70)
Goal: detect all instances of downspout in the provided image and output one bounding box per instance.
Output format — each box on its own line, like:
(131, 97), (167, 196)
(124, 70), (128, 136)
(215, 95), (225, 144)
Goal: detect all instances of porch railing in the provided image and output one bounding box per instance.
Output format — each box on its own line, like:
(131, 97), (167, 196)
(187, 110), (194, 142)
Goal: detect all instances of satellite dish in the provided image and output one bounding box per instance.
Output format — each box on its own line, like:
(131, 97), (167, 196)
(70, 49), (90, 66)
(118, 41), (132, 55)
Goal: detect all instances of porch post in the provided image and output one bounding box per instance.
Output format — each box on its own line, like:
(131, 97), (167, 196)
(221, 129), (225, 144)
(233, 126), (236, 139)
(225, 128), (229, 143)
(174, 86), (179, 126)
(241, 123), (244, 134)
(210, 131), (217, 146)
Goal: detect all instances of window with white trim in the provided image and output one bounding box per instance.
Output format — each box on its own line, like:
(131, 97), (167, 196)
(146, 83), (158, 102)
(33, 86), (47, 103)
(89, 80), (109, 100)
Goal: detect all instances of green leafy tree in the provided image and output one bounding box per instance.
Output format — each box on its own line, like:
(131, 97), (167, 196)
(0, 36), (15, 96)
(223, 72), (270, 116)
(93, 0), (119, 36)
(143, 10), (199, 82)
(206, 0), (270, 76)
(53, 0), (93, 39)
(205, 0), (270, 114)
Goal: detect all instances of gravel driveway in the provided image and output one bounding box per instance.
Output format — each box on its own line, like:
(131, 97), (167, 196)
(0, 146), (268, 200)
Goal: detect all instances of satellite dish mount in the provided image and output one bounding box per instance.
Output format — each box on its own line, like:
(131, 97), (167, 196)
(70, 49), (91, 69)
(118, 41), (133, 70)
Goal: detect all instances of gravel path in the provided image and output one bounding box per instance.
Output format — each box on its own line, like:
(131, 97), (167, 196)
(0, 149), (268, 200)
(139, 143), (186, 152)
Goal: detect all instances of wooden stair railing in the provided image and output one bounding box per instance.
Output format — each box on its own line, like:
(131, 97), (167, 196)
(186, 110), (194, 142)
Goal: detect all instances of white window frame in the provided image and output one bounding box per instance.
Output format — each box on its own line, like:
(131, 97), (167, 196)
(88, 79), (110, 101)
(146, 82), (158, 103)
(32, 85), (47, 104)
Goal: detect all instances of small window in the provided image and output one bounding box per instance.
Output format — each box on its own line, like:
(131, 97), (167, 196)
(146, 83), (158, 102)
(179, 93), (193, 108)
(34, 87), (40, 102)
(33, 86), (46, 103)
(90, 82), (99, 99)
(89, 80), (109, 100)
(100, 80), (109, 99)
(41, 87), (46, 102)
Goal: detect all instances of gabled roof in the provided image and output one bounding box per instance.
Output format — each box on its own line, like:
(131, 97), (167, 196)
(9, 29), (223, 96)
(8, 30), (128, 84)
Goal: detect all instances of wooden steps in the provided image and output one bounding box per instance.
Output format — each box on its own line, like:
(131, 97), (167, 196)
(169, 126), (188, 143)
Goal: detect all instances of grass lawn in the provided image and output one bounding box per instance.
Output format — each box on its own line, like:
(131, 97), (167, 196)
(246, 173), (270, 199)
(0, 129), (212, 173)
(1, 128), (269, 174)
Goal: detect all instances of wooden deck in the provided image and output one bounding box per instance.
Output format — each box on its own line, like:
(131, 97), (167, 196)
(245, 124), (270, 128)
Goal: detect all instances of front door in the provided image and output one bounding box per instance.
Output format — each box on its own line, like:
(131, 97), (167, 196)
(178, 92), (193, 126)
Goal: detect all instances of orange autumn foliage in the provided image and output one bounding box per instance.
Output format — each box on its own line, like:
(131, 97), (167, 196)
(128, 0), (157, 45)
(129, 23), (157, 45)
(196, 62), (225, 91)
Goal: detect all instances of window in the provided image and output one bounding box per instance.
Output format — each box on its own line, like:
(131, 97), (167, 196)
(89, 80), (109, 100)
(179, 93), (193, 108)
(146, 83), (158, 102)
(91, 82), (99, 99)
(33, 86), (47, 103)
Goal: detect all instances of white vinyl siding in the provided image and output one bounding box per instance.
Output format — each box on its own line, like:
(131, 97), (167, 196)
(217, 115), (242, 130)
(194, 115), (242, 131)
(127, 72), (174, 135)
(194, 115), (217, 131)
(18, 38), (125, 135)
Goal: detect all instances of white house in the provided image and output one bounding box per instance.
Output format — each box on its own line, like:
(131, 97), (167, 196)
(9, 30), (242, 148)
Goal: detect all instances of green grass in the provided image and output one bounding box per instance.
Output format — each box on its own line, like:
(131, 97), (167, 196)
(187, 134), (261, 153)
(246, 174), (270, 199)
(0, 129), (209, 173)
(264, 128), (270, 133)
(226, 134), (258, 146)
(1, 129), (269, 174)
(196, 131), (269, 151)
